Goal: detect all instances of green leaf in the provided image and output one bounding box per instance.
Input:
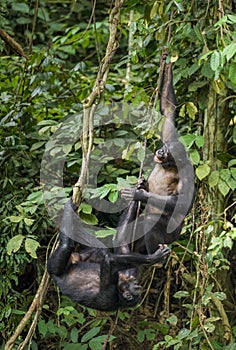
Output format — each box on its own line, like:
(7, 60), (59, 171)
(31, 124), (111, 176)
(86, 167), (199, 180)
(108, 190), (118, 203)
(81, 327), (101, 343)
(30, 142), (45, 152)
(196, 164), (211, 180)
(219, 169), (231, 181)
(179, 134), (195, 148)
(7, 215), (23, 223)
(186, 102), (198, 119)
(13, 3), (30, 12)
(210, 51), (220, 71)
(24, 218), (35, 226)
(27, 191), (43, 203)
(228, 14), (236, 23)
(64, 344), (86, 350)
(137, 330), (145, 343)
(95, 227), (116, 238)
(231, 168), (236, 180)
(222, 43), (236, 61)
(189, 149), (200, 165)
(91, 186), (110, 199)
(70, 327), (78, 343)
(208, 171), (219, 187)
(178, 328), (190, 340)
(79, 202), (92, 214)
(174, 291), (190, 298)
(228, 177), (236, 190)
(7, 235), (24, 254)
(63, 144), (72, 155)
(195, 135), (204, 148)
(38, 319), (47, 338)
(89, 336), (111, 350)
(218, 179), (230, 196)
(167, 315), (178, 326)
(179, 104), (185, 117)
(25, 238), (40, 258)
(80, 213), (98, 225)
(137, 146), (146, 163)
(223, 235), (233, 249)
(201, 62), (214, 79)
(228, 159), (236, 167)
(213, 292), (226, 300)
(150, 1), (159, 19)
(229, 63), (236, 84)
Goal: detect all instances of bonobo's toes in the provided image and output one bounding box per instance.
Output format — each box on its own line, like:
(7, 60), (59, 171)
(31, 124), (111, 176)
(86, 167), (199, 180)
(159, 244), (171, 257)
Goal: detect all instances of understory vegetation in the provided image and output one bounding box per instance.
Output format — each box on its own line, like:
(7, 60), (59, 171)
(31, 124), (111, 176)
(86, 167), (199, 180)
(0, 0), (236, 349)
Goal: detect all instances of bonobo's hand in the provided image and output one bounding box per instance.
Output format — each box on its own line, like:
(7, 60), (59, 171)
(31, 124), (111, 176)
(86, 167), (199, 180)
(147, 244), (170, 264)
(121, 188), (148, 202)
(136, 176), (147, 191)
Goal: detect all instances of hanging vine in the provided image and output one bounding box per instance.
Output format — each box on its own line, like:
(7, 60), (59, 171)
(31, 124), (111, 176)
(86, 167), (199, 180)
(72, 0), (124, 205)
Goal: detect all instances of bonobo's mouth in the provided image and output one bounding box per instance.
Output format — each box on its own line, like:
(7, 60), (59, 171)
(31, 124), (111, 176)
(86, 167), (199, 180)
(154, 154), (165, 163)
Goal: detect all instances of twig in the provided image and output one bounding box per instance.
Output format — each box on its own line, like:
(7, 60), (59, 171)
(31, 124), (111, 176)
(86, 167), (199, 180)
(5, 270), (50, 350)
(5, 237), (58, 350)
(28, 0), (39, 54)
(102, 310), (120, 350)
(125, 10), (134, 89)
(0, 28), (28, 59)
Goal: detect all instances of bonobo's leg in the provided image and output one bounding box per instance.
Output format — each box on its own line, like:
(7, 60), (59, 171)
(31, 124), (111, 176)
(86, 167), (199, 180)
(47, 231), (74, 276)
(47, 198), (107, 277)
(110, 244), (170, 268)
(114, 177), (147, 255)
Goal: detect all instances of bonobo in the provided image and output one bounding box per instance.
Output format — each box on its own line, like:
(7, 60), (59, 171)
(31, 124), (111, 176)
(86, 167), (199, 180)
(122, 55), (195, 254)
(47, 198), (170, 311)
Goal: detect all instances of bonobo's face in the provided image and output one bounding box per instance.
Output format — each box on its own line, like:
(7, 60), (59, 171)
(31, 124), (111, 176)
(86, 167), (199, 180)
(154, 144), (176, 168)
(118, 269), (141, 308)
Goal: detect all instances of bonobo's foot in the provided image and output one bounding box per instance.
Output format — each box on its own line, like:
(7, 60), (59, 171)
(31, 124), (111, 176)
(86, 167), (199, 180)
(148, 244), (170, 265)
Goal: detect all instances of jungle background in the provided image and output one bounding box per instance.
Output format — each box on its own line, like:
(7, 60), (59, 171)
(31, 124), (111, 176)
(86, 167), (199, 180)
(0, 0), (236, 349)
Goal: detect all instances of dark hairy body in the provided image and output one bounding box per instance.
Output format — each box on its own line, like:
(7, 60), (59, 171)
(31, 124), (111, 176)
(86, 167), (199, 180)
(122, 56), (195, 254)
(47, 199), (170, 311)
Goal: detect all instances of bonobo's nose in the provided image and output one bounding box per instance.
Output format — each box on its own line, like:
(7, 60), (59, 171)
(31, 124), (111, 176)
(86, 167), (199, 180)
(156, 148), (165, 159)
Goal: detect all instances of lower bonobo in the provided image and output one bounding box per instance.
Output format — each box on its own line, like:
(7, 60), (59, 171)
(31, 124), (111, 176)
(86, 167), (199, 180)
(47, 198), (170, 311)
(122, 56), (195, 254)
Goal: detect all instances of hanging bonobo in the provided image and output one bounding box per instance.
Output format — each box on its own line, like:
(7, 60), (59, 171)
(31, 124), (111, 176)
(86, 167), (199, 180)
(122, 55), (195, 254)
(47, 195), (170, 311)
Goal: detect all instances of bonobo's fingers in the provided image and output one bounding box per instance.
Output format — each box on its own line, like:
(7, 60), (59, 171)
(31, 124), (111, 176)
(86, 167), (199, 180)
(136, 176), (147, 190)
(121, 188), (135, 201)
(121, 188), (148, 202)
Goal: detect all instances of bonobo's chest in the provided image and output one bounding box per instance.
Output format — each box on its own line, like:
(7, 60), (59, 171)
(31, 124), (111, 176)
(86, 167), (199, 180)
(148, 164), (179, 195)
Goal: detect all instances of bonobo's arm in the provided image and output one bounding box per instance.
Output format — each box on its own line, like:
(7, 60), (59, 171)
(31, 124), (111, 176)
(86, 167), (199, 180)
(122, 188), (177, 209)
(114, 177), (147, 254)
(160, 56), (178, 144)
(47, 231), (74, 276)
